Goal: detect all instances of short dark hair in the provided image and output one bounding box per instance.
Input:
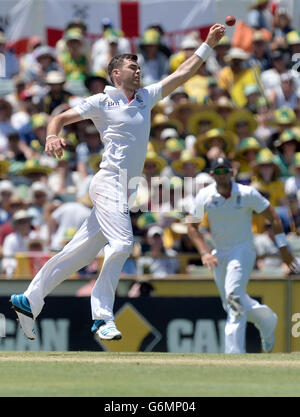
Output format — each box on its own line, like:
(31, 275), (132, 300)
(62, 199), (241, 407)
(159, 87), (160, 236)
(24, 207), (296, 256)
(107, 54), (138, 85)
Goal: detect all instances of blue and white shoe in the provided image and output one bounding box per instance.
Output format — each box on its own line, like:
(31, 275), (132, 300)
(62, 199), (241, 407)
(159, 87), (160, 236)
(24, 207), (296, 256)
(10, 294), (36, 340)
(92, 319), (122, 340)
(260, 312), (277, 353)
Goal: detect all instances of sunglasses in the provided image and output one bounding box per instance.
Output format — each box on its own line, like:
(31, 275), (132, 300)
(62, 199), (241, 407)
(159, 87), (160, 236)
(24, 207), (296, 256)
(213, 167), (231, 175)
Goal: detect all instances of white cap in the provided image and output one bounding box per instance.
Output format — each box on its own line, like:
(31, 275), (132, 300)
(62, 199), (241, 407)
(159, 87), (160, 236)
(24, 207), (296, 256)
(0, 180), (15, 192)
(181, 36), (199, 49)
(160, 128), (179, 141)
(12, 209), (32, 224)
(147, 225), (163, 238)
(29, 181), (53, 200)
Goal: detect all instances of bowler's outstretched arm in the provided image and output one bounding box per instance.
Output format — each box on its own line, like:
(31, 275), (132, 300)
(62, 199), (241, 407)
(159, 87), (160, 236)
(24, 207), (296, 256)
(161, 24), (226, 98)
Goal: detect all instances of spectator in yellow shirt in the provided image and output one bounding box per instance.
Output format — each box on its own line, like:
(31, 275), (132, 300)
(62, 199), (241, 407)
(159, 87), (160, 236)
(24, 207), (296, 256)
(218, 47), (260, 107)
(251, 148), (286, 207)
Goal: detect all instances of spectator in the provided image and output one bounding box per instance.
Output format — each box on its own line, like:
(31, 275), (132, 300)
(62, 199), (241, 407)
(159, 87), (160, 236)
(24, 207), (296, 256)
(2, 210), (33, 277)
(76, 123), (103, 179)
(92, 33), (120, 72)
(0, 32), (19, 79)
(56, 18), (90, 59)
(247, 0), (271, 31)
(58, 28), (90, 81)
(150, 113), (183, 153)
(136, 226), (179, 277)
(0, 180), (15, 225)
(27, 46), (59, 84)
(254, 222), (287, 272)
(48, 194), (92, 251)
(17, 159), (53, 187)
(138, 29), (169, 86)
(251, 148), (286, 207)
(285, 153), (300, 197)
(225, 108), (258, 142)
(42, 71), (72, 115)
(19, 35), (42, 75)
(218, 47), (259, 107)
(0, 195), (25, 248)
(273, 7), (294, 39)
(84, 70), (108, 96)
(194, 128), (238, 165)
(249, 30), (272, 72)
(261, 49), (290, 93)
(234, 137), (262, 184)
(206, 36), (231, 76)
(268, 71), (299, 110)
(0, 99), (17, 154)
(169, 34), (199, 73)
(274, 129), (300, 179)
(91, 19), (130, 63)
(244, 84), (261, 114)
(185, 107), (225, 152)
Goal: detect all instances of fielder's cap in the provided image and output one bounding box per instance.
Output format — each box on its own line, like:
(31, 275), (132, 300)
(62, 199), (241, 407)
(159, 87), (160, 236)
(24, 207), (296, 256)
(210, 157), (233, 172)
(147, 225), (163, 238)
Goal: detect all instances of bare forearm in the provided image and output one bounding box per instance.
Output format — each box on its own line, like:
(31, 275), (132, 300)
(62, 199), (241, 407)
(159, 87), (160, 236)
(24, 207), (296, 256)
(188, 223), (211, 255)
(47, 115), (65, 137)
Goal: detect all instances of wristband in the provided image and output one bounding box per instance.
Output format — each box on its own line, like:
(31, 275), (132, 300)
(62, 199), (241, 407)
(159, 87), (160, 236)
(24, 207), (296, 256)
(46, 135), (58, 141)
(274, 233), (287, 248)
(194, 43), (213, 62)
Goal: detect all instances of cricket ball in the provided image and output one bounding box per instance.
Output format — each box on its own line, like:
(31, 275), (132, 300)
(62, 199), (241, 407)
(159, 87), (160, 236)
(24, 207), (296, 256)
(225, 15), (236, 26)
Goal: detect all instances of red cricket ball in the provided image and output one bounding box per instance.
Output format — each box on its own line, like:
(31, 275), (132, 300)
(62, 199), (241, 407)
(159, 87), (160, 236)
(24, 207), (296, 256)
(225, 15), (236, 26)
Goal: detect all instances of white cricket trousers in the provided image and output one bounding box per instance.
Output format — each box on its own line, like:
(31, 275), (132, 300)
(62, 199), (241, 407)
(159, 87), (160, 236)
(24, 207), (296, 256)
(24, 169), (133, 321)
(213, 241), (277, 354)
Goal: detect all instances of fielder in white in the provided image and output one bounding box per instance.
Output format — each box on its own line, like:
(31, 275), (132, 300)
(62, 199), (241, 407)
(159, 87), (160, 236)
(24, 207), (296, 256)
(10, 24), (226, 341)
(188, 157), (298, 354)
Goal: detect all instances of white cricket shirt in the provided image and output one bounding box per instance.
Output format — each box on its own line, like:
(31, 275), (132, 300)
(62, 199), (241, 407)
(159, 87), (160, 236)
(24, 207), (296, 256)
(190, 181), (270, 251)
(74, 83), (162, 181)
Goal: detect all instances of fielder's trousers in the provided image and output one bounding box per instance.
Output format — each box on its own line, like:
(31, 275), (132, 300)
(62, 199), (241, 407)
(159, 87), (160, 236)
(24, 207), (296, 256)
(25, 169), (133, 321)
(213, 241), (277, 354)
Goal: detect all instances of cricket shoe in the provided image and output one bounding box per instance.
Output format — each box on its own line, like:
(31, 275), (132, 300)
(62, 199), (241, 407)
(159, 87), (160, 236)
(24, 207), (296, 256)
(10, 294), (36, 340)
(92, 319), (122, 340)
(260, 312), (278, 353)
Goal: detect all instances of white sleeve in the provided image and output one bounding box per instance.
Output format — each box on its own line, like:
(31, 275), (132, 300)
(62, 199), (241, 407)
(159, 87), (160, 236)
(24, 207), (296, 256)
(249, 187), (270, 213)
(189, 191), (205, 221)
(73, 94), (104, 120)
(143, 82), (162, 108)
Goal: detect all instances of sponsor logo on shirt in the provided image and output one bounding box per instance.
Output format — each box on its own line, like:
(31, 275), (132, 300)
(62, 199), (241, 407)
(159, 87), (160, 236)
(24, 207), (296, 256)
(234, 194), (242, 209)
(104, 98), (120, 108)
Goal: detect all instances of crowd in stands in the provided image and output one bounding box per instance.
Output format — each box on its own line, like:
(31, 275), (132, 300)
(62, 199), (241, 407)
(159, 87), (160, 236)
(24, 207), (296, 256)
(1, 0), (300, 282)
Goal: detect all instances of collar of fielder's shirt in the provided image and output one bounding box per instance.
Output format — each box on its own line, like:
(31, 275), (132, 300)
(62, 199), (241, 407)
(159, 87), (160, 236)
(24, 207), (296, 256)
(213, 180), (239, 199)
(104, 85), (137, 102)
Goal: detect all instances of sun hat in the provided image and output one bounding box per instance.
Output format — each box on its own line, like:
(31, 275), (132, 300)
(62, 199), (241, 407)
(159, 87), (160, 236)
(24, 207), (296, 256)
(144, 151), (168, 173)
(171, 150), (206, 173)
(195, 128), (239, 155)
(187, 108), (225, 136)
(225, 109), (258, 134)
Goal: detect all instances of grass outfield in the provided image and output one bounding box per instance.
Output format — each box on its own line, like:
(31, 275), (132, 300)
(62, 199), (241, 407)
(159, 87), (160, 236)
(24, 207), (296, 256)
(1, 351), (300, 397)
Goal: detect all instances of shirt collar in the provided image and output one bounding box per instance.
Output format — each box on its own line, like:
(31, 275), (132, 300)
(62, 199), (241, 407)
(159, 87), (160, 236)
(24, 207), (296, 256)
(104, 85), (137, 102)
(213, 180), (239, 198)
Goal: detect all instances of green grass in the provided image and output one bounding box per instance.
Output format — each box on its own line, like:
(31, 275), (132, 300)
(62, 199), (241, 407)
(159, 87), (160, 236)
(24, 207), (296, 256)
(1, 352), (300, 396)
